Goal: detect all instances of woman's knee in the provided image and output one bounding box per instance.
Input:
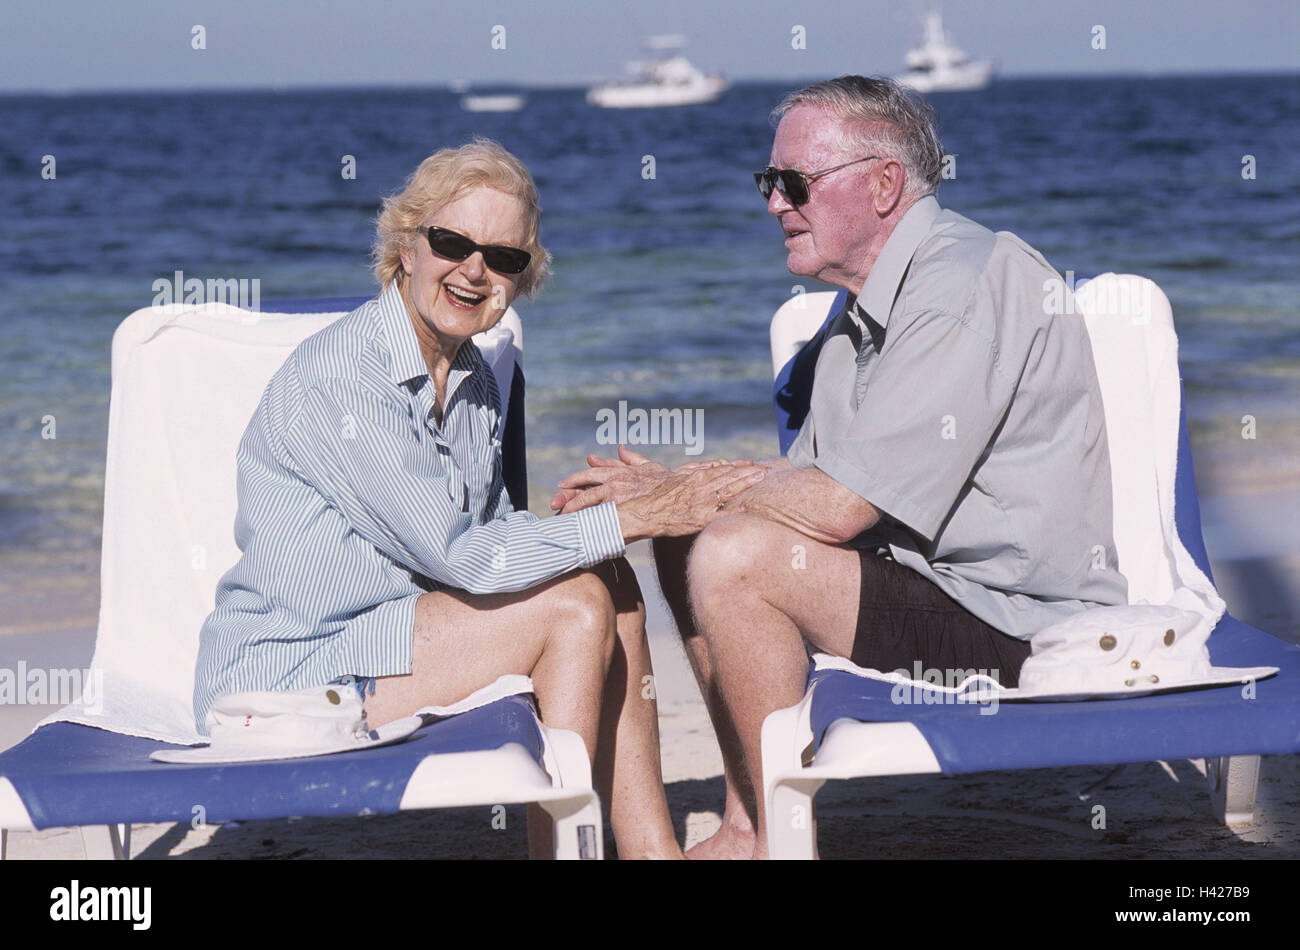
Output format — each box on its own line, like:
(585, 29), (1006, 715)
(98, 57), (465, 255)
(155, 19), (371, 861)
(542, 570), (617, 659)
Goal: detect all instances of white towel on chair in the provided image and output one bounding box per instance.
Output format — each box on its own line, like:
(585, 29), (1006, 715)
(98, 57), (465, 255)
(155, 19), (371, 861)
(1075, 275), (1223, 618)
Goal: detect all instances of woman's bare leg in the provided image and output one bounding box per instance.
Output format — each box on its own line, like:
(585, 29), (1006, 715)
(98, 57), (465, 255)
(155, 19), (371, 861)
(362, 563), (681, 859)
(364, 569), (615, 760)
(590, 558), (683, 859)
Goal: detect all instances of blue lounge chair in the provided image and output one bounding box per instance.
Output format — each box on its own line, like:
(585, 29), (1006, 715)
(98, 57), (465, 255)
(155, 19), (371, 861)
(761, 276), (1300, 859)
(0, 297), (602, 860)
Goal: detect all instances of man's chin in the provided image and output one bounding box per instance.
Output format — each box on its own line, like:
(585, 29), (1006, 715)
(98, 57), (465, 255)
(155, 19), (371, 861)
(785, 254), (818, 279)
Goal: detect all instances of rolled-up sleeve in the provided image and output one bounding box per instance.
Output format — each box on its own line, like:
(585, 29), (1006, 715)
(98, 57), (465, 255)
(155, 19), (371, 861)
(814, 308), (1018, 542)
(283, 379), (624, 595)
(786, 406), (818, 468)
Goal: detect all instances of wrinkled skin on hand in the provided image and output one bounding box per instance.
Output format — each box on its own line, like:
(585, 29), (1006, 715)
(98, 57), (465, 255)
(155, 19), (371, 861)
(551, 446), (764, 542)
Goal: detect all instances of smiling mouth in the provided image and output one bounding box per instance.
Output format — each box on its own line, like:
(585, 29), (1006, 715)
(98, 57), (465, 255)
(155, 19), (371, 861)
(443, 284), (488, 308)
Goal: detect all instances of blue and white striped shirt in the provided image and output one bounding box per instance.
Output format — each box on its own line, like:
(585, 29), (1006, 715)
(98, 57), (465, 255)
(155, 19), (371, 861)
(193, 282), (625, 730)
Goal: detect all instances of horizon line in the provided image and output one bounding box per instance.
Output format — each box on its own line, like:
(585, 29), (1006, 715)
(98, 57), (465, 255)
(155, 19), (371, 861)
(1, 67), (1296, 97)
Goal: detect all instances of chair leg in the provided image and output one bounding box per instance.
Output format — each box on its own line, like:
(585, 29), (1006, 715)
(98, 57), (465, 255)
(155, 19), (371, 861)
(768, 777), (825, 860)
(1206, 755), (1260, 825)
(536, 725), (603, 859)
(1, 828), (7, 860)
(80, 824), (129, 860)
(536, 794), (603, 860)
(762, 703), (824, 860)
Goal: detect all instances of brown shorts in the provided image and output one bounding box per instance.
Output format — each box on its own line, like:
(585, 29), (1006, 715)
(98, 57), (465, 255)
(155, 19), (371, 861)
(852, 550), (1032, 688)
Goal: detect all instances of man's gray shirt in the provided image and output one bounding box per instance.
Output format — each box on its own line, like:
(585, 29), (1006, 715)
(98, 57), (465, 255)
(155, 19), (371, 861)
(788, 195), (1128, 639)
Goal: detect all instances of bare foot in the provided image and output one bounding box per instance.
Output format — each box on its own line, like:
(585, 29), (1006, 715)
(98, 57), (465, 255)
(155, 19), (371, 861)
(617, 837), (686, 860)
(685, 822), (756, 860)
(626, 846), (686, 860)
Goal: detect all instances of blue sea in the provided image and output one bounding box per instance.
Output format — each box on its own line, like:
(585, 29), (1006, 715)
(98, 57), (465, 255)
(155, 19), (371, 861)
(2, 76), (1298, 571)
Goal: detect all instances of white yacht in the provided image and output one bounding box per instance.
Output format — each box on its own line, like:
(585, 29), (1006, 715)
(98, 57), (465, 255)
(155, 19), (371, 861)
(587, 35), (727, 109)
(460, 93), (526, 113)
(450, 80), (526, 113)
(895, 12), (994, 93)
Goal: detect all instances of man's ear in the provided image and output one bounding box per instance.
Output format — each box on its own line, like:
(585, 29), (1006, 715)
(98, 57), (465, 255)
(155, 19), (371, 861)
(872, 159), (906, 216)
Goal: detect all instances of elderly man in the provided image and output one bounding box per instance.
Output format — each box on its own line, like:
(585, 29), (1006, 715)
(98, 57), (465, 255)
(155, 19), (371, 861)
(555, 76), (1128, 859)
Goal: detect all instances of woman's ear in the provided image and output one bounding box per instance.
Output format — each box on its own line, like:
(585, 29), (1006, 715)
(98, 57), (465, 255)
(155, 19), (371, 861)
(398, 240), (414, 277)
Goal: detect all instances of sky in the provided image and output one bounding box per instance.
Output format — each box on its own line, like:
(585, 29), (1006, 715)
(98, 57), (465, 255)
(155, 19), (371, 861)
(1, 0), (1296, 92)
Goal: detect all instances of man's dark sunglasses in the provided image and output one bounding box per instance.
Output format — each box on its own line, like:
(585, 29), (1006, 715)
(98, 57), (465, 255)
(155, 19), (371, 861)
(753, 155), (881, 207)
(418, 226), (532, 275)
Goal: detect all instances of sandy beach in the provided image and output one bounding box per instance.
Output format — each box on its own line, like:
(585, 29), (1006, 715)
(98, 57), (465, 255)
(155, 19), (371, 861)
(2, 459), (1297, 860)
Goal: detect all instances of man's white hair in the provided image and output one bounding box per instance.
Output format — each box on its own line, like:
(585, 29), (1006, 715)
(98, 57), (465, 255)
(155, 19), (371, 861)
(772, 76), (945, 201)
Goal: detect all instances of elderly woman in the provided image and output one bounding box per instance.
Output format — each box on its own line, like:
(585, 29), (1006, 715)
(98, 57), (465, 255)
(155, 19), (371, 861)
(193, 139), (763, 859)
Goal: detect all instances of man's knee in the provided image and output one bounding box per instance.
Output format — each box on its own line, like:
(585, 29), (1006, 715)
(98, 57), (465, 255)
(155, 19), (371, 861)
(686, 514), (779, 596)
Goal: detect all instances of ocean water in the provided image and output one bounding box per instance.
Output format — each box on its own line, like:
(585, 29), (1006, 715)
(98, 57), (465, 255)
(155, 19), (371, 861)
(1, 75), (1297, 567)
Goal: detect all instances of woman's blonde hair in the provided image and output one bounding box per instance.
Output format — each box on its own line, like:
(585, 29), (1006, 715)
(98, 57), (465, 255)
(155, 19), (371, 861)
(372, 138), (551, 297)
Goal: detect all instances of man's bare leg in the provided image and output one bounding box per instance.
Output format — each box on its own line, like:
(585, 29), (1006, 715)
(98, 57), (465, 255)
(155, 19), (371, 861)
(590, 558), (683, 859)
(653, 535), (757, 859)
(685, 514), (862, 859)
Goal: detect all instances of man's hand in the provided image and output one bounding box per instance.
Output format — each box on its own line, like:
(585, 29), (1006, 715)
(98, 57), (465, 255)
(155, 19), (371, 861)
(551, 445), (765, 542)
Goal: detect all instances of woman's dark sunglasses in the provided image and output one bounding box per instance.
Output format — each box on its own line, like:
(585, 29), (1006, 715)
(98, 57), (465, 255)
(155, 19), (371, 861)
(753, 155), (881, 207)
(419, 226), (532, 275)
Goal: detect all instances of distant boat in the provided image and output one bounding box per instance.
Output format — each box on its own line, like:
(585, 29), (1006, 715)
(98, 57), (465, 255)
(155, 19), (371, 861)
(587, 35), (727, 109)
(894, 12), (994, 93)
(460, 93), (526, 113)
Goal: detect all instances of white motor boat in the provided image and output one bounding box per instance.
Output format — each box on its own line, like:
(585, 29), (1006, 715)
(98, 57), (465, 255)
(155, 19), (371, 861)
(894, 12), (994, 93)
(587, 35), (727, 109)
(460, 93), (526, 113)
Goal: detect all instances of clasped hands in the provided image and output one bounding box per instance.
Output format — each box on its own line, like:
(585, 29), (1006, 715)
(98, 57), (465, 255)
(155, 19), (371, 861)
(549, 446), (765, 542)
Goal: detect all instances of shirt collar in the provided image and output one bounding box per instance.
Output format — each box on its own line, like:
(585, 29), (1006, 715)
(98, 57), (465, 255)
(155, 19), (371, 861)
(376, 280), (434, 387)
(855, 194), (941, 328)
(375, 280), (485, 418)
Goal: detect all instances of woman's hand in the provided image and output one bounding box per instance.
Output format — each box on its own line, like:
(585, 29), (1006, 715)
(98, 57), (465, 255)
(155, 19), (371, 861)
(551, 445), (765, 542)
(549, 445), (663, 511)
(549, 447), (757, 512)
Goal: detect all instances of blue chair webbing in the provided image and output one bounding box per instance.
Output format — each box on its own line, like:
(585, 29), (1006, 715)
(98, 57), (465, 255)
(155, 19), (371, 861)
(805, 613), (1299, 775)
(0, 695), (544, 830)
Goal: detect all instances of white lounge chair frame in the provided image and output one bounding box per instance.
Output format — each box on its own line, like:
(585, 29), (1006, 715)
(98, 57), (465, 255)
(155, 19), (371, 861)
(0, 300), (602, 860)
